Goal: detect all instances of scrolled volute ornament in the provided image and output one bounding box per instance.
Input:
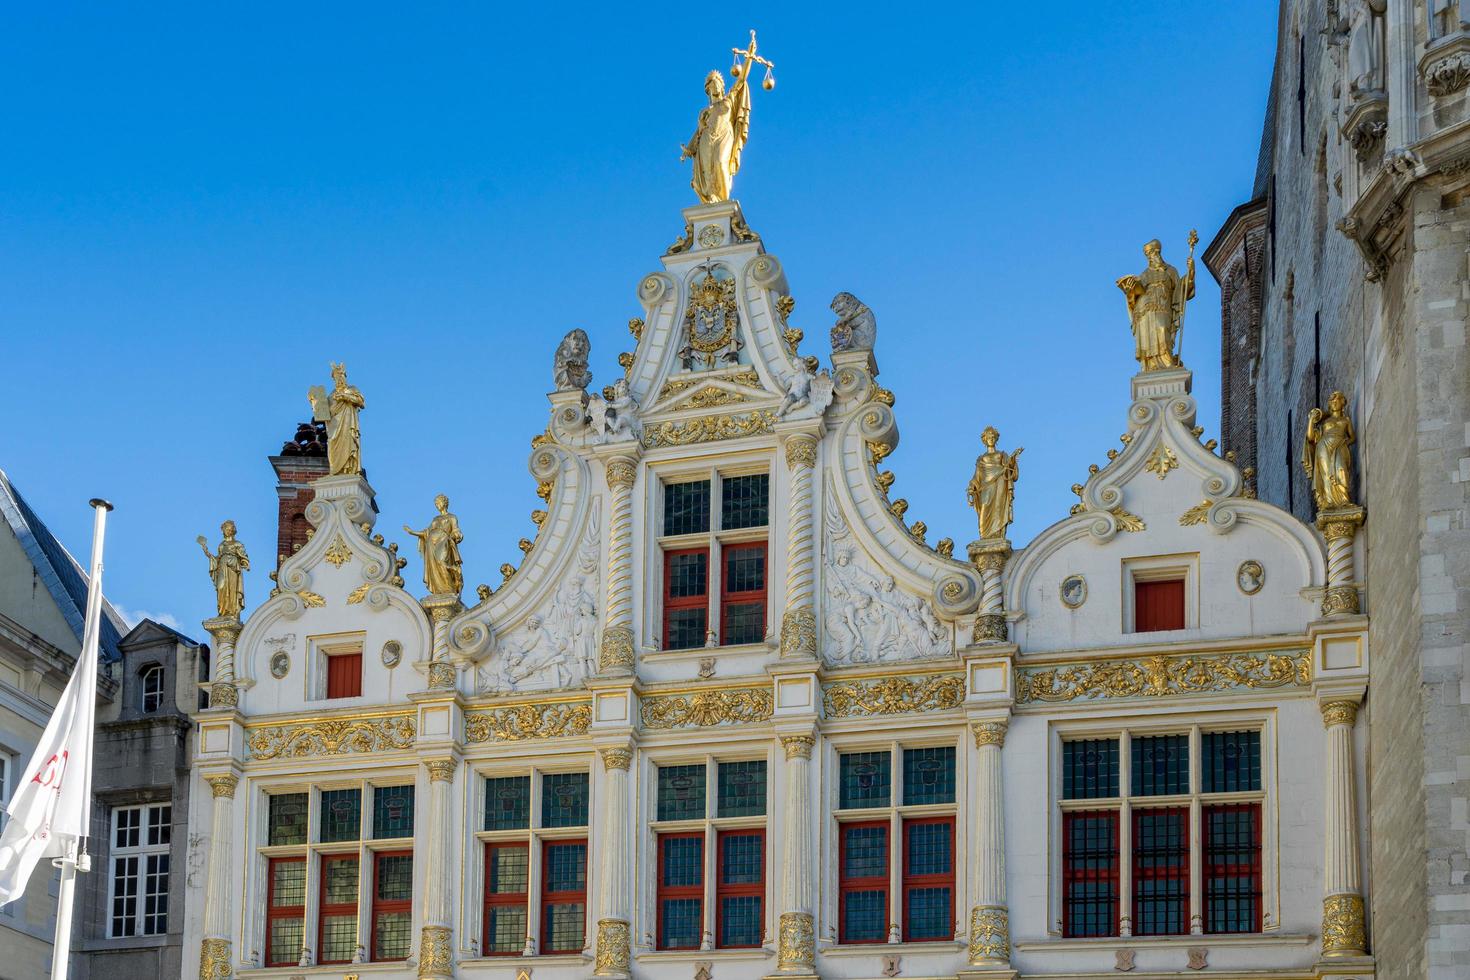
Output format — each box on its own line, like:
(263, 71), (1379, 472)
(932, 569), (982, 618)
(638, 271), (674, 307)
(748, 253), (785, 290)
(448, 615), (493, 659)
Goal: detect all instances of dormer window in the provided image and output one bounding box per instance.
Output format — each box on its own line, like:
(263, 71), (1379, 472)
(659, 470), (770, 650)
(140, 664), (164, 713)
(1123, 555), (1198, 634)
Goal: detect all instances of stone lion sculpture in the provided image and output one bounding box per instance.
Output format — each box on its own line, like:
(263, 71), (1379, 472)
(830, 292), (877, 352)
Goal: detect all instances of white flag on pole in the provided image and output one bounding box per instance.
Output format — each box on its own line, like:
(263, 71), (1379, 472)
(0, 538), (102, 905)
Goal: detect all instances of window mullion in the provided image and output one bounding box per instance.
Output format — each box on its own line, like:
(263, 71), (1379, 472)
(527, 832), (544, 954)
(1189, 726), (1203, 936)
(1118, 732), (1132, 939)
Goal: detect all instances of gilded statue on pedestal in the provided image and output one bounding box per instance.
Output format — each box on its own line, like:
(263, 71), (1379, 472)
(405, 494), (464, 597)
(681, 31), (775, 204)
(967, 427), (1022, 540)
(308, 362), (365, 476)
(1302, 390), (1357, 510)
(197, 520), (250, 619)
(1116, 233), (1197, 372)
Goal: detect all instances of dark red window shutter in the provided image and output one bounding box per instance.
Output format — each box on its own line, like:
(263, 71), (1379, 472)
(326, 652), (362, 699)
(1135, 580), (1185, 632)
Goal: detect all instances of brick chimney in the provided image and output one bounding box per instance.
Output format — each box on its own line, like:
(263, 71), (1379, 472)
(268, 421), (329, 570)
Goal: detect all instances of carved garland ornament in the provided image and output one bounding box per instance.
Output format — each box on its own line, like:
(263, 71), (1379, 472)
(642, 410), (777, 449)
(823, 674), (966, 718)
(968, 905), (1010, 963)
(248, 715), (416, 760)
(464, 702), (593, 743)
(1015, 651), (1311, 705)
(641, 687), (774, 729)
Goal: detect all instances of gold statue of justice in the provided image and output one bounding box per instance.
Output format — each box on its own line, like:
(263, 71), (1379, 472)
(682, 31), (776, 204)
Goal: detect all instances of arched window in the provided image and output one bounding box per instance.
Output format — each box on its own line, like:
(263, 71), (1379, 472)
(140, 664), (164, 713)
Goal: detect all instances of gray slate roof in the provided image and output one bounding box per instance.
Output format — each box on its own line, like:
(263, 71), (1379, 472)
(0, 467), (128, 663)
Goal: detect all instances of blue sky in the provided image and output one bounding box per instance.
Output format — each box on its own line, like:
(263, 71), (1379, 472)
(0, 3), (1277, 635)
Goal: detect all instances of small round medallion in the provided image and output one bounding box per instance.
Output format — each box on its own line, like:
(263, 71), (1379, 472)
(269, 651), (290, 679)
(698, 224), (726, 248)
(1060, 574), (1088, 609)
(381, 639), (403, 668)
(1236, 560), (1264, 595)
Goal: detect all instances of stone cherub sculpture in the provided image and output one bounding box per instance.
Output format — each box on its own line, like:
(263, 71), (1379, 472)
(1116, 234), (1196, 373)
(590, 378), (642, 442)
(404, 494), (464, 597)
(967, 427), (1022, 540)
(777, 355), (834, 418)
(553, 328), (593, 391)
(1302, 390), (1357, 511)
(680, 31), (774, 204)
(308, 362), (365, 476)
(830, 292), (877, 352)
(197, 520), (250, 619)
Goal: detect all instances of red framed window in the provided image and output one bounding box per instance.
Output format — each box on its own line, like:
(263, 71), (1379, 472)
(657, 832), (704, 949)
(1134, 579), (1185, 632)
(540, 839), (587, 955)
(325, 650), (362, 699)
(838, 820), (889, 944)
(715, 829), (764, 948)
(370, 851), (413, 961)
(1204, 803), (1262, 933)
(663, 548), (709, 651)
(317, 854), (360, 964)
(901, 817), (954, 942)
(720, 543), (767, 646)
(1062, 810), (1119, 937)
(265, 856), (306, 966)
(1132, 807), (1189, 935)
(483, 843), (529, 955)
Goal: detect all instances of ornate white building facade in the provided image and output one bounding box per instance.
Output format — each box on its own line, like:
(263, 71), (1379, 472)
(183, 198), (1375, 980)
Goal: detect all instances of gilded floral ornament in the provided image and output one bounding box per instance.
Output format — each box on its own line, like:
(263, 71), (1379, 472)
(248, 714), (416, 760)
(1321, 893), (1366, 956)
(777, 911), (815, 970)
(1015, 650), (1311, 705)
(345, 582), (372, 604)
(323, 534), (353, 567)
(1179, 500), (1213, 526)
(205, 773), (239, 798)
(1144, 444), (1179, 479)
(594, 918), (631, 975)
(464, 701), (593, 743)
(823, 674), (965, 718)
(198, 938), (233, 980)
(642, 687), (774, 729)
(968, 906), (1010, 964)
(1320, 700), (1359, 728)
(417, 924), (453, 978)
(642, 410), (776, 449)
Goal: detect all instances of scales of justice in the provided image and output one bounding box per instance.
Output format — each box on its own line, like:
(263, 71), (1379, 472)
(681, 30), (776, 204)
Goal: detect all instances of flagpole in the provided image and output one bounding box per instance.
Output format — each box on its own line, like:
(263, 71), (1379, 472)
(49, 498), (111, 980)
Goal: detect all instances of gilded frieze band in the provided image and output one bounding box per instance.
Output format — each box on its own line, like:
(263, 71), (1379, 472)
(823, 673), (965, 718)
(247, 714), (416, 760)
(641, 687), (774, 729)
(464, 701), (593, 743)
(1015, 649), (1311, 705)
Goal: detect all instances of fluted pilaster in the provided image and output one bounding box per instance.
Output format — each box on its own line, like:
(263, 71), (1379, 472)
(1320, 699), (1366, 958)
(600, 457), (638, 672)
(777, 734), (816, 972)
(968, 721), (1010, 966)
(199, 772), (238, 979)
(419, 758), (457, 977)
(594, 746), (633, 976)
(780, 437), (818, 659)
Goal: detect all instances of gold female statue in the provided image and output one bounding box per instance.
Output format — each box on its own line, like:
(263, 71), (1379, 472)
(681, 31), (774, 204)
(405, 494), (464, 597)
(1302, 390), (1357, 510)
(967, 427), (1023, 540)
(1117, 234), (1197, 372)
(197, 520), (250, 619)
(309, 362), (365, 476)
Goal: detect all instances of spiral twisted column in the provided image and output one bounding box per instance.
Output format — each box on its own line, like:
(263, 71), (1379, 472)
(1319, 699), (1367, 957)
(780, 437), (819, 659)
(421, 597), (461, 689)
(968, 721), (1010, 966)
(202, 619), (241, 707)
(966, 541), (1011, 643)
(1316, 507), (1365, 617)
(594, 746), (634, 976)
(777, 733), (817, 973)
(199, 772), (238, 979)
(599, 457), (638, 672)
(419, 758), (458, 978)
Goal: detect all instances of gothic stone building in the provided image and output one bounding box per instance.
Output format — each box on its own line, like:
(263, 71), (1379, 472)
(1205, 2), (1470, 977)
(184, 199), (1375, 980)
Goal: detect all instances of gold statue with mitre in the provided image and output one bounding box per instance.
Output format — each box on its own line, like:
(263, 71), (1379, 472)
(308, 362), (366, 476)
(1117, 232), (1197, 372)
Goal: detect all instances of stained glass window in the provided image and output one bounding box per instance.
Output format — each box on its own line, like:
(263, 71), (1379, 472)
(839, 822), (888, 943)
(1203, 731), (1261, 793)
(1062, 739), (1120, 800)
(720, 474), (769, 530)
(902, 747), (956, 806)
(658, 764), (707, 822)
(268, 792), (308, 846)
(1062, 811), (1119, 937)
(373, 784), (415, 838)
(716, 831), (763, 948)
(541, 772), (589, 828)
(839, 751), (891, 809)
(716, 760), (766, 817)
(1204, 804), (1262, 933)
(319, 788), (361, 843)
(483, 844), (529, 955)
(657, 834), (704, 950)
(541, 841), (587, 954)
(1132, 735), (1190, 797)
(1132, 808), (1189, 935)
(372, 853), (413, 960)
(484, 775), (530, 831)
(664, 481), (711, 536)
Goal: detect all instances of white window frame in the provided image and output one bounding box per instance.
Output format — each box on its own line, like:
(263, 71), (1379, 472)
(108, 802), (172, 938)
(253, 776), (417, 967)
(1048, 713), (1278, 939)
(140, 663), (164, 713)
(644, 750), (773, 952)
(470, 763), (592, 958)
(651, 462), (772, 652)
(824, 734), (965, 947)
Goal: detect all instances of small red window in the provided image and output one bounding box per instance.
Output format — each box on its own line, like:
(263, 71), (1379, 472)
(325, 651), (362, 699)
(656, 832), (704, 950)
(720, 543), (767, 646)
(1134, 579), (1185, 632)
(663, 548), (709, 651)
(265, 857), (306, 967)
(483, 843), (529, 956)
(715, 829), (764, 948)
(838, 820), (889, 944)
(901, 816), (955, 942)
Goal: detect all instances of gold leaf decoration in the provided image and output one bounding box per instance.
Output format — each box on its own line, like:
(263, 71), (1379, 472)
(683, 386), (748, 409)
(323, 535), (353, 566)
(1110, 507), (1146, 532)
(642, 411), (776, 449)
(345, 583), (371, 604)
(1144, 445), (1179, 479)
(658, 370), (761, 400)
(248, 714), (416, 760)
(1014, 650), (1312, 705)
(1179, 500), (1214, 526)
(464, 701), (593, 743)
(296, 590), (326, 607)
(641, 687), (775, 729)
(823, 674), (966, 718)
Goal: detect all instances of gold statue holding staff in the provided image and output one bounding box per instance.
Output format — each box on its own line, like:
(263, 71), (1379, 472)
(197, 520), (250, 619)
(404, 494), (464, 597)
(1117, 232), (1197, 372)
(309, 362), (365, 476)
(681, 30), (775, 204)
(1302, 390), (1357, 510)
(967, 426), (1023, 540)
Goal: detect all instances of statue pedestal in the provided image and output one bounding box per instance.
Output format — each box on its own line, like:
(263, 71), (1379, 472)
(1131, 366), (1193, 402)
(308, 474), (378, 530)
(967, 538), (1012, 644)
